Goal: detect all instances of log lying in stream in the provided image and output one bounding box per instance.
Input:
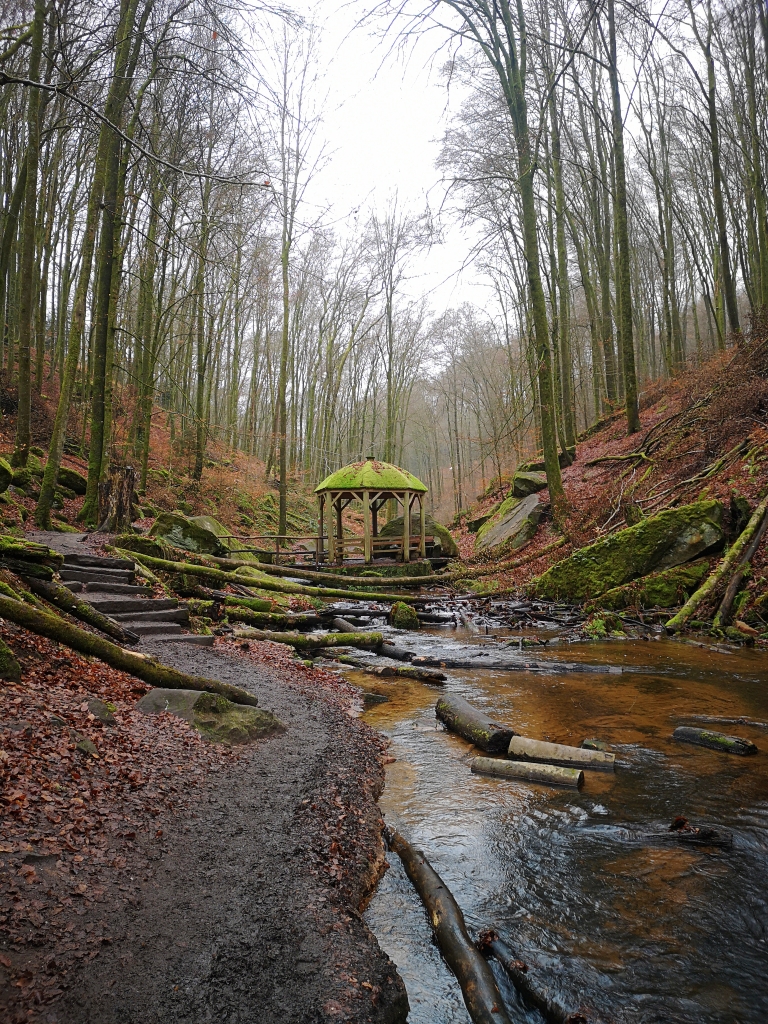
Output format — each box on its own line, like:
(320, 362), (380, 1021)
(328, 653), (446, 683)
(477, 930), (594, 1024)
(672, 714), (768, 731)
(385, 828), (513, 1024)
(507, 736), (615, 771)
(435, 695), (515, 753)
(644, 816), (732, 848)
(471, 756), (584, 788)
(672, 726), (758, 755)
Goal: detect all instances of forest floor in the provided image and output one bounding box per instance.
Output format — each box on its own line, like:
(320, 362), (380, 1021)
(454, 326), (768, 598)
(0, 605), (407, 1024)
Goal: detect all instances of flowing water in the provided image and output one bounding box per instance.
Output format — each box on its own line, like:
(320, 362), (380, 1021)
(356, 630), (768, 1024)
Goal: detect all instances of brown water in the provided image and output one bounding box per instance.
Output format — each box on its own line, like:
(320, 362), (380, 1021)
(360, 633), (768, 1024)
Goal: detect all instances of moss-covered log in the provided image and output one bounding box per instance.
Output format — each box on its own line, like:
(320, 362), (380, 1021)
(0, 535), (63, 566)
(232, 627), (383, 652)
(3, 558), (55, 580)
(672, 726), (758, 755)
(27, 578), (140, 645)
(385, 828), (512, 1024)
(224, 606), (321, 630)
(666, 495), (768, 631)
(713, 503), (768, 628)
(477, 930), (586, 1024)
(224, 595), (275, 613)
(435, 694), (515, 753)
(0, 595), (259, 706)
(128, 550), (418, 603)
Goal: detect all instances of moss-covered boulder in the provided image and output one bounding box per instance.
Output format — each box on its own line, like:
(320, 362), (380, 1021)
(512, 470), (547, 497)
(589, 560), (710, 611)
(531, 500), (724, 601)
(379, 515), (459, 558)
(190, 514), (262, 564)
(137, 687), (283, 744)
(56, 465), (87, 495)
(519, 448), (575, 472)
(467, 510), (495, 534)
(149, 511), (228, 556)
(477, 493), (544, 553)
(390, 601), (420, 630)
(0, 637), (21, 681)
(0, 458), (12, 495)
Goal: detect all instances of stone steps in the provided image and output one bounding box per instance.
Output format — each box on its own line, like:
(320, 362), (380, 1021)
(63, 553), (135, 570)
(60, 567), (136, 584)
(85, 596), (179, 615)
(120, 621), (184, 636)
(110, 607), (190, 624)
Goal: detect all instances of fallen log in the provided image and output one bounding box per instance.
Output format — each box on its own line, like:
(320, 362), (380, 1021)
(0, 536), (63, 566)
(477, 930), (591, 1024)
(666, 493), (768, 631)
(507, 736), (615, 771)
(380, 642), (415, 662)
(385, 828), (513, 1024)
(672, 725), (758, 755)
(231, 627), (383, 652)
(714, 502), (768, 627)
(672, 714), (768, 731)
(224, 605), (321, 630)
(332, 654), (446, 683)
(0, 595), (259, 706)
(645, 816), (732, 848)
(471, 756), (583, 788)
(27, 578), (140, 645)
(332, 616), (361, 633)
(435, 694), (514, 753)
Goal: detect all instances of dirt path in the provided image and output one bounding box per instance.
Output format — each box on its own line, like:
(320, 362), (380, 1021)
(46, 642), (408, 1024)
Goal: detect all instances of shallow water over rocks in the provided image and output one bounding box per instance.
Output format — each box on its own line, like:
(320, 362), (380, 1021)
(359, 631), (768, 1024)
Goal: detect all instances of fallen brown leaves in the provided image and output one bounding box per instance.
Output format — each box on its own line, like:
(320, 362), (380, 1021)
(0, 622), (238, 1022)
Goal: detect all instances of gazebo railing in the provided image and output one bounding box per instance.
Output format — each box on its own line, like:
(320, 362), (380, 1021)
(218, 532), (435, 565)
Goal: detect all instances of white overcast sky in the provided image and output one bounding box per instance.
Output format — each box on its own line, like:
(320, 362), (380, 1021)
(302, 0), (487, 310)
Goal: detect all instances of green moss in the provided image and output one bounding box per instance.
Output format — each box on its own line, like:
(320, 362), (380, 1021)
(149, 511), (228, 556)
(192, 690), (284, 745)
(0, 458), (12, 495)
(379, 515), (458, 558)
(476, 495), (519, 543)
(531, 500), (724, 601)
(589, 559), (710, 610)
(390, 601), (420, 630)
(0, 637), (21, 681)
(315, 458), (427, 494)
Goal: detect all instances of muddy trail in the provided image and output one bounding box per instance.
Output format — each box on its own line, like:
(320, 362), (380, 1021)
(28, 642), (407, 1024)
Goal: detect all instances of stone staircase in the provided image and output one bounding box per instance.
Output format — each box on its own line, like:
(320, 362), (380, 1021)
(58, 551), (214, 647)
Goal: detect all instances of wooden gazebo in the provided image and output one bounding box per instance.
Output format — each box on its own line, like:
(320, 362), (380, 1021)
(315, 458), (428, 564)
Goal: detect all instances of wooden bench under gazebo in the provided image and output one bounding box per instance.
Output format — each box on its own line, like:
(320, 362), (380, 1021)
(315, 458), (429, 564)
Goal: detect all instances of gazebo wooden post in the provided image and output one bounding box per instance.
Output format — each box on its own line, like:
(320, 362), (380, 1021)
(419, 494), (426, 558)
(363, 489), (371, 564)
(327, 492), (336, 563)
(317, 494), (324, 561)
(335, 495), (344, 564)
(402, 490), (410, 563)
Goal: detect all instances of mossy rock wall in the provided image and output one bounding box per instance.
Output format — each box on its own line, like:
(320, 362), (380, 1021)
(531, 500), (724, 601)
(512, 470), (547, 497)
(589, 559), (710, 610)
(477, 493), (544, 553)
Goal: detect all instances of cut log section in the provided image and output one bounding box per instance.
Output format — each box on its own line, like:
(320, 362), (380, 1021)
(471, 756), (584, 788)
(435, 694), (514, 753)
(672, 726), (758, 755)
(385, 828), (513, 1024)
(507, 736), (615, 771)
(330, 653), (446, 683)
(477, 930), (593, 1024)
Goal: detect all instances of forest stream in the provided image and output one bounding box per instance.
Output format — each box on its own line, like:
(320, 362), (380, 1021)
(345, 629), (768, 1024)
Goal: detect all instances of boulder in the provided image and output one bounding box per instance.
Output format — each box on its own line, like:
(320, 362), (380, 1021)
(137, 687), (283, 745)
(531, 500), (724, 601)
(379, 515), (459, 558)
(189, 514), (262, 563)
(0, 457), (12, 495)
(57, 466), (87, 495)
(512, 470), (547, 498)
(590, 559), (710, 610)
(519, 447), (575, 472)
(467, 511), (494, 534)
(476, 493), (545, 553)
(390, 601), (420, 630)
(149, 511), (227, 556)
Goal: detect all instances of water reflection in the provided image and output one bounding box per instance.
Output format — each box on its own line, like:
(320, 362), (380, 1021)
(361, 635), (768, 1024)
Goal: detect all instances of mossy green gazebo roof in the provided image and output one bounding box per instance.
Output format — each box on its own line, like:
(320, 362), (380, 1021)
(314, 458), (427, 494)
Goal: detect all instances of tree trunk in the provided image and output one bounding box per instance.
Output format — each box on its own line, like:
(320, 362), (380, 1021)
(435, 694), (514, 753)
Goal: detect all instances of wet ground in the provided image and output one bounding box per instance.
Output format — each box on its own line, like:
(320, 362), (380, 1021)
(353, 629), (768, 1024)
